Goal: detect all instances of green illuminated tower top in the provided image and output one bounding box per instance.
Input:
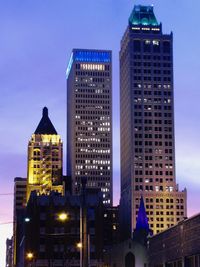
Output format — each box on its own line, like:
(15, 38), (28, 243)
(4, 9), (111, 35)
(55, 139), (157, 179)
(129, 5), (159, 26)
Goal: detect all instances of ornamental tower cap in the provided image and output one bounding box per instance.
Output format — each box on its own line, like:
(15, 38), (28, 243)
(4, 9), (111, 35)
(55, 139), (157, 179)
(129, 5), (159, 26)
(34, 107), (57, 135)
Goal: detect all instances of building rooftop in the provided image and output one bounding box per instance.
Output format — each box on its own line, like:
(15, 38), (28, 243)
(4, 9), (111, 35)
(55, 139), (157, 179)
(14, 177), (27, 182)
(28, 190), (103, 207)
(34, 107), (57, 135)
(129, 5), (159, 26)
(66, 49), (111, 78)
(72, 49), (111, 63)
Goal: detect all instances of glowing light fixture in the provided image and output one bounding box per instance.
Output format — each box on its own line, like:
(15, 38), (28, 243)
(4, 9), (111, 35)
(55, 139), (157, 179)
(77, 242), (82, 249)
(58, 212), (68, 221)
(26, 252), (34, 260)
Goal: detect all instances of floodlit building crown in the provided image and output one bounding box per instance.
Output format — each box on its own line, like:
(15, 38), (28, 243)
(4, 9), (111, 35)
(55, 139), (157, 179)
(129, 5), (159, 26)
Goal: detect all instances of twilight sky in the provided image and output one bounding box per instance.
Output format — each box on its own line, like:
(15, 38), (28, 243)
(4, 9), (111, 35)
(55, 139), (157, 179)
(0, 0), (200, 265)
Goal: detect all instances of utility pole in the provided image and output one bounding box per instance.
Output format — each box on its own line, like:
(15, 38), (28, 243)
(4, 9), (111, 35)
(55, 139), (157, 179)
(80, 177), (89, 267)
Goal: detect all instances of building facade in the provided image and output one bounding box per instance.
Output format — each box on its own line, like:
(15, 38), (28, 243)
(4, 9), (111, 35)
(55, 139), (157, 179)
(6, 238), (13, 267)
(13, 177), (27, 267)
(104, 197), (150, 267)
(14, 178), (27, 213)
(148, 213), (200, 267)
(27, 107), (64, 201)
(105, 211), (200, 267)
(120, 5), (187, 236)
(103, 206), (120, 250)
(21, 191), (105, 267)
(67, 49), (113, 205)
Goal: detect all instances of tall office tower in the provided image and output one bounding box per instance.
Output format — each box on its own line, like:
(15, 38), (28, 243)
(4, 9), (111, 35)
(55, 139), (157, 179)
(120, 5), (187, 236)
(67, 49), (112, 205)
(27, 107), (64, 201)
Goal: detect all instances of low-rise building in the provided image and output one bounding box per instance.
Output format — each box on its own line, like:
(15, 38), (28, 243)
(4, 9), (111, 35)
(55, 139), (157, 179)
(148, 213), (200, 267)
(13, 177), (27, 267)
(104, 197), (150, 267)
(6, 238), (13, 267)
(20, 190), (105, 267)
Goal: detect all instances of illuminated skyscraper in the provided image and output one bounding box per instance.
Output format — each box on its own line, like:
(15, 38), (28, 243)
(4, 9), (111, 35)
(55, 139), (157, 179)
(67, 49), (112, 205)
(120, 5), (187, 236)
(27, 107), (64, 201)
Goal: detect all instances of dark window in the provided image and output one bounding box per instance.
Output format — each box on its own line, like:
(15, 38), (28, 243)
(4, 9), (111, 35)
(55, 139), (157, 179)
(153, 41), (160, 53)
(163, 41), (171, 53)
(134, 40), (141, 52)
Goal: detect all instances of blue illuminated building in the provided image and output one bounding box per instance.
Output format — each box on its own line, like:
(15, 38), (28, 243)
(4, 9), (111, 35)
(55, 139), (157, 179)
(73, 49), (111, 63)
(66, 49), (111, 78)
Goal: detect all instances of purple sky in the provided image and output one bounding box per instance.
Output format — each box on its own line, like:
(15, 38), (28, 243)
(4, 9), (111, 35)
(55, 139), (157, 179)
(1, 0), (200, 265)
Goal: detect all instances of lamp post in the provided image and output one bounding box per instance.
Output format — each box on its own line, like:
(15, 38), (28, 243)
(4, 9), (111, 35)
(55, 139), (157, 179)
(26, 252), (34, 267)
(43, 212), (71, 267)
(58, 212), (68, 267)
(58, 212), (68, 222)
(80, 177), (89, 267)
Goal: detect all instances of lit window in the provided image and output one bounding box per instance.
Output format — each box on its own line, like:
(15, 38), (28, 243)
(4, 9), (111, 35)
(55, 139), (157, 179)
(113, 225), (116, 230)
(153, 40), (159, 46)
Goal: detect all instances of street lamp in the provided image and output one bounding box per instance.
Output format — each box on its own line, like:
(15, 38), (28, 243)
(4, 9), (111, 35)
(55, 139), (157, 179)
(25, 217), (30, 222)
(58, 212), (68, 222)
(77, 242), (82, 249)
(26, 252), (34, 267)
(46, 212), (70, 266)
(26, 252), (34, 260)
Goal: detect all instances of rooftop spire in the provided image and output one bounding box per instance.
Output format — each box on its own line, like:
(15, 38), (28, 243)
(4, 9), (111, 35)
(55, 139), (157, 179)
(129, 5), (159, 26)
(43, 106), (48, 117)
(136, 196), (149, 232)
(34, 107), (57, 135)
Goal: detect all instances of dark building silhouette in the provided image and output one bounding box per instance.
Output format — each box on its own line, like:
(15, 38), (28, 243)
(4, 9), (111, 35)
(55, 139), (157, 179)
(62, 175), (72, 194)
(105, 196), (150, 267)
(120, 4), (187, 238)
(6, 238), (13, 267)
(105, 201), (200, 267)
(103, 206), (120, 250)
(21, 190), (106, 267)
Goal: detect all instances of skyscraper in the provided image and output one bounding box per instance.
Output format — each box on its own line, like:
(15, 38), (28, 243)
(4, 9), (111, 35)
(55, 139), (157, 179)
(120, 5), (187, 236)
(67, 49), (112, 205)
(26, 107), (64, 201)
